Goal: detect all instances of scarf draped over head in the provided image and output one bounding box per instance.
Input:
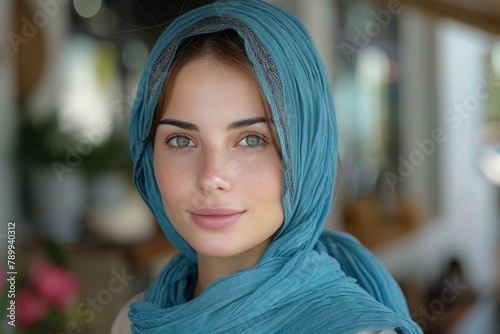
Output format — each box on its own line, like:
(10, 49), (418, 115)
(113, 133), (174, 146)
(128, 0), (422, 333)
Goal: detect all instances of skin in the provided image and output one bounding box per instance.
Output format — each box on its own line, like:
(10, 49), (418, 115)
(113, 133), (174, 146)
(153, 58), (284, 298)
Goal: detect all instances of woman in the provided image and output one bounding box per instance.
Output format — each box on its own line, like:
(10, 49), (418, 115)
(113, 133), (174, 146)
(113, 0), (422, 333)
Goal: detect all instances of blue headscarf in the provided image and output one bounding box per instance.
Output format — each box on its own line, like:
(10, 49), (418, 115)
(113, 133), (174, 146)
(128, 1), (422, 333)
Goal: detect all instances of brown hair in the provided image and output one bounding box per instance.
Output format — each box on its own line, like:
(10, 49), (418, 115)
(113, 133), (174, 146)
(145, 29), (281, 156)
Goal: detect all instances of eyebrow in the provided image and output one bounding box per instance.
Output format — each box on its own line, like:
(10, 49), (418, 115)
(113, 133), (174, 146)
(227, 117), (266, 130)
(158, 119), (199, 131)
(158, 116), (267, 131)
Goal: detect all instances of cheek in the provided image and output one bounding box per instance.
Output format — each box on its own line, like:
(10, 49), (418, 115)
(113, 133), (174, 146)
(245, 158), (285, 233)
(240, 157), (284, 203)
(154, 153), (193, 201)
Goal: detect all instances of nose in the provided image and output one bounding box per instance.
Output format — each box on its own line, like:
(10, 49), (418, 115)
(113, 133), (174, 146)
(196, 147), (233, 195)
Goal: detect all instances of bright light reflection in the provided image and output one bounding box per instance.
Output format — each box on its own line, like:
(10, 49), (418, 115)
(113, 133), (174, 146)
(355, 47), (389, 146)
(492, 42), (500, 77)
(480, 147), (500, 186)
(74, 0), (102, 18)
(59, 36), (119, 142)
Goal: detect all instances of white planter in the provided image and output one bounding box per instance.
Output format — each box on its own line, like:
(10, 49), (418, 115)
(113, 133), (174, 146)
(87, 171), (156, 244)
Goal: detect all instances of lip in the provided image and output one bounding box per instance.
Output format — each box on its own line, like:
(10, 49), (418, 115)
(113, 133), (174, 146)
(190, 208), (245, 229)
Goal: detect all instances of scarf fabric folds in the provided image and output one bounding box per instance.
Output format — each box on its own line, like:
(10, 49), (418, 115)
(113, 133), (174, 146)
(128, 0), (422, 333)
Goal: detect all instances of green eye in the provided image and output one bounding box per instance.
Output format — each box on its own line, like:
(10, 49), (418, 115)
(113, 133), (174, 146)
(239, 135), (264, 147)
(169, 136), (192, 147)
(246, 135), (261, 146)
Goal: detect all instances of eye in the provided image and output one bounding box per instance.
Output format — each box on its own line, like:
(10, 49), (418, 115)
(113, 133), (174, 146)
(237, 134), (267, 148)
(166, 134), (195, 148)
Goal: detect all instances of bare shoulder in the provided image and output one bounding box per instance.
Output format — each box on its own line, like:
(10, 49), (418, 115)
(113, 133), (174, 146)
(110, 291), (145, 334)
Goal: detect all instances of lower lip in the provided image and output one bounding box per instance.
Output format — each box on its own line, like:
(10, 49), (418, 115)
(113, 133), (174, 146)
(190, 212), (244, 229)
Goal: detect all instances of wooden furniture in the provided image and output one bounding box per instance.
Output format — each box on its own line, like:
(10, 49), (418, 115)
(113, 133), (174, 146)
(341, 196), (422, 249)
(370, 0), (500, 35)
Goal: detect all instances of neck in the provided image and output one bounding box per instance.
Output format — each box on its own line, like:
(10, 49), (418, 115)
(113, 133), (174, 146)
(193, 239), (271, 298)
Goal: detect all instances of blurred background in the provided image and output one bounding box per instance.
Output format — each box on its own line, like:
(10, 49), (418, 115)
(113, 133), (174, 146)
(1, 0), (500, 333)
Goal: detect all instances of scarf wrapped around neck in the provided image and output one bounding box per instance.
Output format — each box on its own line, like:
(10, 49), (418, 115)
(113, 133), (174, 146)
(128, 0), (422, 333)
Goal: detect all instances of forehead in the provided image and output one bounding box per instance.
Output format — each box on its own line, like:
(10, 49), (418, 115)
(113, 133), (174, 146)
(162, 58), (265, 120)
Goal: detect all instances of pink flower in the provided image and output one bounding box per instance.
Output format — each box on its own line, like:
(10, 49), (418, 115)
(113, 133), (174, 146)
(30, 259), (79, 309)
(17, 288), (49, 327)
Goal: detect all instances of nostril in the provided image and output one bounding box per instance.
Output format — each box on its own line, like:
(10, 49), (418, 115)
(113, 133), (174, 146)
(197, 168), (232, 194)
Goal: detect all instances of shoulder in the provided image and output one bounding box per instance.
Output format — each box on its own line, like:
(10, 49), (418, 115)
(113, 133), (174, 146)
(110, 291), (145, 334)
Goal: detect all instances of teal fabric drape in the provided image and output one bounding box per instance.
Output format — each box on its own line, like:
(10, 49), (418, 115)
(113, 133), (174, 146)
(128, 0), (422, 333)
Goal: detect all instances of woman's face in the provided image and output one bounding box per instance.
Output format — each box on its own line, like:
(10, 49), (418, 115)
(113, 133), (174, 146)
(153, 58), (284, 260)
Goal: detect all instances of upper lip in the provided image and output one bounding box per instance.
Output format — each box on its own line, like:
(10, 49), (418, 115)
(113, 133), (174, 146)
(190, 208), (244, 216)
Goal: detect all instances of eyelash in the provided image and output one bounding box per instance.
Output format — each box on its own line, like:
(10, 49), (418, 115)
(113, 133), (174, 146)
(239, 132), (269, 149)
(163, 132), (269, 150)
(164, 133), (194, 150)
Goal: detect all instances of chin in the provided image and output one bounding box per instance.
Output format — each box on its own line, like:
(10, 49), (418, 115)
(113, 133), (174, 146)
(193, 240), (246, 259)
